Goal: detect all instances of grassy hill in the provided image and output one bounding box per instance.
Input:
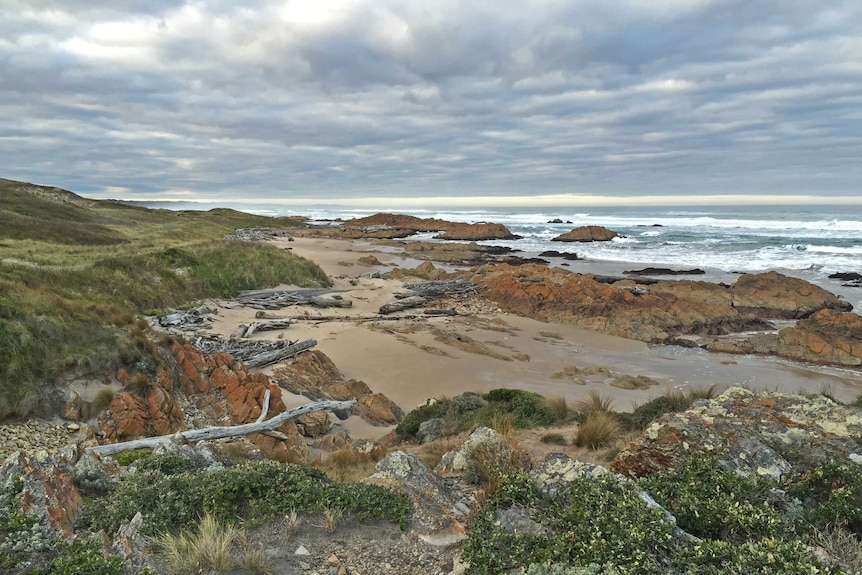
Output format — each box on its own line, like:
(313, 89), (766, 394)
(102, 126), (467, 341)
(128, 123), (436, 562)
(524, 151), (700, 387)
(0, 179), (329, 419)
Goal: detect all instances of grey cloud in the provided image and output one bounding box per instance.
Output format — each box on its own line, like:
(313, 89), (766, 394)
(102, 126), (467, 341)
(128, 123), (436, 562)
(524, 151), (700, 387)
(0, 0), (860, 201)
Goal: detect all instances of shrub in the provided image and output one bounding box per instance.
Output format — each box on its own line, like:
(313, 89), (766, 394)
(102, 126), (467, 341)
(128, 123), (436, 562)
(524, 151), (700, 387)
(464, 473), (677, 574)
(638, 456), (785, 543)
(482, 388), (556, 428)
(574, 411), (622, 450)
(395, 400), (451, 438)
(618, 391), (693, 431)
(44, 540), (124, 575)
(787, 463), (862, 535)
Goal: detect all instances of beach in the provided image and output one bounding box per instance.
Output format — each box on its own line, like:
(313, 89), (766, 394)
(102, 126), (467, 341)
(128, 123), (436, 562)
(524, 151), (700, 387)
(204, 233), (862, 441)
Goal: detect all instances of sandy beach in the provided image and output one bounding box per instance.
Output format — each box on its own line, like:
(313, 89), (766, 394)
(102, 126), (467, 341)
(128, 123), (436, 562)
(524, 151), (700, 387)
(205, 235), (862, 440)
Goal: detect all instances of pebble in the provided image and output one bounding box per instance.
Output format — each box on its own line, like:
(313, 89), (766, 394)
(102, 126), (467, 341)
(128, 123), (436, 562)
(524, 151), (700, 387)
(295, 545), (311, 556)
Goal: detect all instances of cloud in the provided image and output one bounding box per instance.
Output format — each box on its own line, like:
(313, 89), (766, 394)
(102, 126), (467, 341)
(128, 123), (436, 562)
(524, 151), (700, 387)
(0, 0), (860, 203)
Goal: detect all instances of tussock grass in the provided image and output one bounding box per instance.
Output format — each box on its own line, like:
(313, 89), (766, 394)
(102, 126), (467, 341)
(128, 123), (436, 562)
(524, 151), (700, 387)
(574, 412), (623, 450)
(575, 390), (615, 415)
(90, 386), (116, 414)
(471, 439), (531, 497)
(547, 393), (570, 421)
(158, 513), (241, 574)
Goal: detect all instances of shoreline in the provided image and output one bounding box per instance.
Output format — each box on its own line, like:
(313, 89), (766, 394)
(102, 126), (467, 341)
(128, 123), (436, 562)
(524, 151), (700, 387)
(205, 234), (862, 440)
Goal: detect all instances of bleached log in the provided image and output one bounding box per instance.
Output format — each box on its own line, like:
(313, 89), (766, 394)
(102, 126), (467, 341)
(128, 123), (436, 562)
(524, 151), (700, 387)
(379, 296), (428, 315)
(86, 398), (356, 457)
(244, 338), (317, 368)
(255, 311), (289, 319)
(245, 319), (293, 336)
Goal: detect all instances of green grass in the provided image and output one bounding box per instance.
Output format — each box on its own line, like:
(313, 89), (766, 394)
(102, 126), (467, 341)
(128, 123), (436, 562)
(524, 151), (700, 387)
(0, 178), (325, 420)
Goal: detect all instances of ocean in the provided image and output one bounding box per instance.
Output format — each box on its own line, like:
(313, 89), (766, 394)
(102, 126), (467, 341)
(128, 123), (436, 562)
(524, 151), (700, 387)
(144, 201), (862, 311)
(258, 204), (862, 310)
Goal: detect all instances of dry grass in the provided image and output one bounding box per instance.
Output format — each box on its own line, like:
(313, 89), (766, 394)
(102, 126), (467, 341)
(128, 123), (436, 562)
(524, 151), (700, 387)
(540, 432), (568, 446)
(126, 372), (155, 397)
(316, 506), (344, 534)
(282, 507), (302, 538)
(689, 383), (720, 401)
(815, 526), (862, 573)
(575, 390), (615, 414)
(490, 411), (517, 438)
(89, 386), (116, 414)
(470, 439), (531, 497)
(574, 411), (623, 450)
(547, 393), (570, 421)
(310, 446), (387, 482)
(414, 437), (459, 468)
(157, 513), (240, 574)
(241, 545), (274, 575)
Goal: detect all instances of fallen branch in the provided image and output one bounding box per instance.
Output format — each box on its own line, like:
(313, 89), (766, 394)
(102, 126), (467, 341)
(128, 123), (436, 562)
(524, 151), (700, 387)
(86, 398), (356, 457)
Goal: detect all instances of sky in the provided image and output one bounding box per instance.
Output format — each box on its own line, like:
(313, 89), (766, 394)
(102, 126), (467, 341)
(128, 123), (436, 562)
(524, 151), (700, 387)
(1, 0), (861, 208)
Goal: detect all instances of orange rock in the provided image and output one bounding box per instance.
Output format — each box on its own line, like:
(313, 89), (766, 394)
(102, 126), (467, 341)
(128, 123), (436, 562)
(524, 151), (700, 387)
(552, 225), (618, 242)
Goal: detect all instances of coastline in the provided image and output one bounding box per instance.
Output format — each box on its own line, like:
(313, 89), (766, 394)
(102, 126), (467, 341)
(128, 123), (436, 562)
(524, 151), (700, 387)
(203, 234), (862, 440)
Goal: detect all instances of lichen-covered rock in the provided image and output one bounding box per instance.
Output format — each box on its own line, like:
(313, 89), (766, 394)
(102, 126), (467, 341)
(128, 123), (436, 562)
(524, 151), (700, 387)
(530, 453), (611, 498)
(0, 450), (82, 538)
(436, 427), (501, 476)
(99, 387), (185, 442)
(552, 225), (619, 242)
(368, 451), (466, 545)
(611, 387), (862, 480)
(731, 271), (853, 318)
(295, 411), (332, 437)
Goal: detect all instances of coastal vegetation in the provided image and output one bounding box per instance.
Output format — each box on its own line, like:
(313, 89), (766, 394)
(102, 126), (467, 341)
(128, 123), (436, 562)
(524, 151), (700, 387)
(0, 180), (328, 419)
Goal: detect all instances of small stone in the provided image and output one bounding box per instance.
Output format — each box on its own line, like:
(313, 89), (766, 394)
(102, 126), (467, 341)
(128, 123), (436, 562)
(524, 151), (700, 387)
(327, 554), (341, 565)
(295, 545), (311, 556)
(67, 423), (81, 432)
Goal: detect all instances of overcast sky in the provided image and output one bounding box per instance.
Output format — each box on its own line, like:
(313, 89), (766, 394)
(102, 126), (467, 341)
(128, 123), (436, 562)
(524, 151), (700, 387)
(1, 0), (861, 207)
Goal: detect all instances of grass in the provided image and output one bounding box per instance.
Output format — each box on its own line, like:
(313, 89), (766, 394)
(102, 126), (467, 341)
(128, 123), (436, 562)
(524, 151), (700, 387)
(311, 446), (387, 482)
(574, 411), (623, 450)
(157, 513), (241, 574)
(89, 386), (116, 414)
(575, 390), (615, 415)
(0, 179), (326, 420)
(547, 393), (570, 420)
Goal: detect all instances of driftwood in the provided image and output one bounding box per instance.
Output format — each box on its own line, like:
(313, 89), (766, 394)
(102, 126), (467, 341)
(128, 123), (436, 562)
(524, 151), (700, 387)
(379, 296), (428, 315)
(234, 319), (294, 338)
(244, 338), (317, 368)
(86, 395), (356, 457)
(402, 276), (478, 298)
(194, 336), (291, 362)
(236, 288), (351, 310)
(158, 304), (217, 330)
(255, 311), (288, 319)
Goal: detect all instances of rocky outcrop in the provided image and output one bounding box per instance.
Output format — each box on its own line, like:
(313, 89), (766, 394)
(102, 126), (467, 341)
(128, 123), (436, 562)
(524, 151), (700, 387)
(707, 309), (862, 366)
(385, 260), (445, 281)
(612, 387), (862, 480)
(273, 350), (404, 425)
(730, 271), (853, 318)
(99, 387), (185, 441)
(99, 342), (307, 462)
(474, 264), (763, 342)
(552, 225), (619, 242)
(435, 222), (518, 241)
(343, 213), (452, 232)
(473, 265), (858, 364)
(368, 451), (468, 546)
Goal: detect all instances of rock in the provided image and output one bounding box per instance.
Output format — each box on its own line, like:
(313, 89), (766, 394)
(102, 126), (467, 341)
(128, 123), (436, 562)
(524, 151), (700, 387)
(436, 427), (502, 477)
(295, 545), (311, 555)
(110, 512), (159, 573)
(358, 255), (383, 266)
(552, 225), (619, 242)
(343, 213), (451, 232)
(418, 418), (445, 443)
(368, 451), (466, 545)
(771, 309), (862, 366)
(315, 431), (353, 452)
(435, 222), (519, 241)
(730, 271), (853, 318)
(61, 391), (84, 421)
(296, 411), (333, 437)
(624, 267), (705, 276)
(0, 450), (82, 538)
(493, 506), (549, 536)
(538, 250), (580, 260)
(99, 387), (185, 442)
(611, 387), (862, 480)
(273, 351), (403, 425)
(530, 453), (611, 498)
(829, 272), (862, 282)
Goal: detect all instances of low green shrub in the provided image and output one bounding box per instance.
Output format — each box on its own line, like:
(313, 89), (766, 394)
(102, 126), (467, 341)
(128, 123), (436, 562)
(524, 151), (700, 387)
(79, 458), (411, 536)
(787, 463), (862, 535)
(638, 456), (785, 543)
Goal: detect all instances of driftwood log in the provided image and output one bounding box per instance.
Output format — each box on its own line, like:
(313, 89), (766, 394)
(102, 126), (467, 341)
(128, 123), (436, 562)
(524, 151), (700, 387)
(245, 338), (317, 368)
(236, 289), (352, 310)
(86, 394), (356, 457)
(233, 319), (294, 338)
(379, 296), (428, 314)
